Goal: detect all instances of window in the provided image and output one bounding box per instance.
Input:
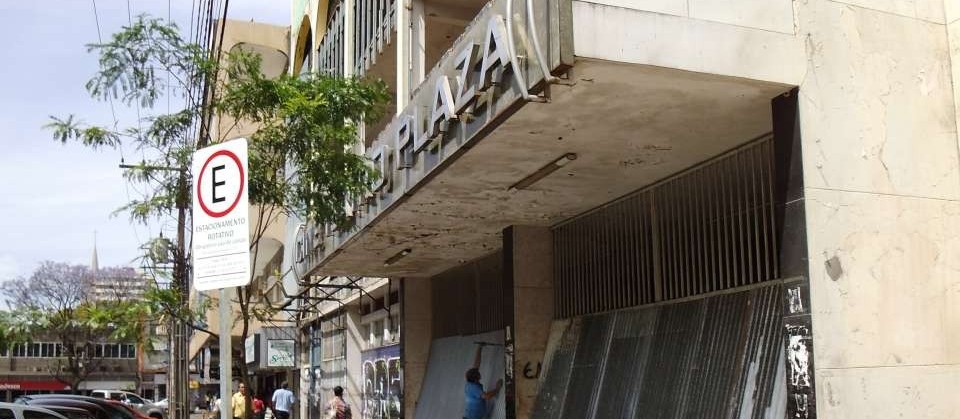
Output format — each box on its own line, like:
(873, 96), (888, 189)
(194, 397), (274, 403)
(24, 410), (63, 419)
(126, 394), (145, 405)
(388, 314), (400, 344)
(95, 345), (104, 358)
(0, 409), (13, 419)
(371, 320), (383, 348)
(120, 345), (130, 358)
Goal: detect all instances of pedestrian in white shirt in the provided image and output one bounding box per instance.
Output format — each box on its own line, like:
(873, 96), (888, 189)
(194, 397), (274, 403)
(271, 382), (296, 419)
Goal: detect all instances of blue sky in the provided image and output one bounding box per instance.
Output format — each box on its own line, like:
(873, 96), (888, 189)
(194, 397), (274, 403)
(0, 1), (289, 280)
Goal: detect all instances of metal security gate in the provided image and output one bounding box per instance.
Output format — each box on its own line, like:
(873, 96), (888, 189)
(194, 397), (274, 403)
(532, 283), (786, 419)
(553, 137), (779, 318)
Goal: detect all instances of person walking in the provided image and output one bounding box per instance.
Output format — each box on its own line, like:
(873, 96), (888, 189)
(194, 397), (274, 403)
(252, 393), (266, 419)
(324, 386), (351, 419)
(232, 383), (251, 419)
(464, 344), (502, 419)
(271, 382), (296, 419)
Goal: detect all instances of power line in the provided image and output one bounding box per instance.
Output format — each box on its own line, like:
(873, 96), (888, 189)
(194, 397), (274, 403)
(90, 0), (119, 128)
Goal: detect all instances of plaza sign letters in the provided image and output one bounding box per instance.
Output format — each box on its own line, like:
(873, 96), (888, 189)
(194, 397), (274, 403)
(306, 0), (572, 274)
(192, 138), (251, 291)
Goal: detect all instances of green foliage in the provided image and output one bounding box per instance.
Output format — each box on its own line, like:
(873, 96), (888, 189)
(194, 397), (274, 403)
(43, 14), (390, 374)
(47, 13), (389, 230)
(218, 52), (389, 226)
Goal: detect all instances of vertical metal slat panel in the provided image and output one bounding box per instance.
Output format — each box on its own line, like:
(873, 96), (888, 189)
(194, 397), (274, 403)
(544, 262), (795, 415)
(553, 137), (779, 319)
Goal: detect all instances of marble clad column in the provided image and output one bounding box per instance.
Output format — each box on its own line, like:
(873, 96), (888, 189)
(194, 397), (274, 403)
(796, 0), (960, 416)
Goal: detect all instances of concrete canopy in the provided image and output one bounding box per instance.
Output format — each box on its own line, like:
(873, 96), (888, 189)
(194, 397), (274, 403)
(317, 59), (792, 278)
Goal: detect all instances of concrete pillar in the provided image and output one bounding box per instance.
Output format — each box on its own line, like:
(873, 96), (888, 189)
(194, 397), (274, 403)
(401, 277), (432, 417)
(344, 307), (364, 407)
(502, 226), (554, 419)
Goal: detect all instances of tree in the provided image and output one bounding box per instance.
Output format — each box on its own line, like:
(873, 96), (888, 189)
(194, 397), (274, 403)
(43, 14), (389, 411)
(0, 262), (143, 392)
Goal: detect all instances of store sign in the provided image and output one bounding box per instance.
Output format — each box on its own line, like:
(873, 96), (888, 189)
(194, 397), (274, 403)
(0, 381), (70, 391)
(266, 339), (295, 367)
(306, 0), (572, 272)
(245, 334), (258, 364)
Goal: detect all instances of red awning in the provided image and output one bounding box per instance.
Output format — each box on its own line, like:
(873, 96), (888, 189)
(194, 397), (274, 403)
(0, 381), (71, 391)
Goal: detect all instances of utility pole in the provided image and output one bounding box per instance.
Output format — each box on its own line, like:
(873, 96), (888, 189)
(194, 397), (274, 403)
(171, 170), (191, 419)
(121, 162), (191, 419)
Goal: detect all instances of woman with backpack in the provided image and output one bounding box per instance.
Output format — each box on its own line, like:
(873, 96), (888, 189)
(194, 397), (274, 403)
(324, 386), (352, 419)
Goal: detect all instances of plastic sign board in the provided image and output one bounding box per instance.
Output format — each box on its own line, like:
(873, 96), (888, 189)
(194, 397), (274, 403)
(266, 339), (295, 367)
(192, 138), (251, 291)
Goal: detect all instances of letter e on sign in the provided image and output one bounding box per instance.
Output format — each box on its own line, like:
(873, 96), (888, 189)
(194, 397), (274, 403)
(192, 138), (251, 291)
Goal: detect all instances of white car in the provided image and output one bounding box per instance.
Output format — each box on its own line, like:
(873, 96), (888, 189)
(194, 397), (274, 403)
(89, 390), (165, 419)
(0, 402), (70, 419)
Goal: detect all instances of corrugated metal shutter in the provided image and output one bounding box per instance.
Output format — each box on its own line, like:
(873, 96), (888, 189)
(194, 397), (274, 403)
(533, 283), (785, 419)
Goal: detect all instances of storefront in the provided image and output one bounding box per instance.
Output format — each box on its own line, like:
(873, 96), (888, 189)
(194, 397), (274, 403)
(0, 380), (71, 402)
(245, 327), (298, 401)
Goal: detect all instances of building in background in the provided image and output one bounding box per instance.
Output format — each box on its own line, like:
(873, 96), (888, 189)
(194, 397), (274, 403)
(186, 17), (293, 407)
(0, 246), (151, 401)
(281, 0), (960, 418)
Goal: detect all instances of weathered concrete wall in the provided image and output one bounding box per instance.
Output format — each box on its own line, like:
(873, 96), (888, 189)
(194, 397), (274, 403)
(571, 0), (804, 85)
(401, 277), (432, 416)
(344, 307), (364, 409)
(504, 226), (554, 419)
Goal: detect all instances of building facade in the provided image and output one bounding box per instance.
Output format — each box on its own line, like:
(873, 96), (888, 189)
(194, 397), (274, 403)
(186, 17), (294, 408)
(279, 0), (960, 418)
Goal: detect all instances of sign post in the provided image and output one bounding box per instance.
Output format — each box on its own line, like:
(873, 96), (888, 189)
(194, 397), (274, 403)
(192, 138), (251, 419)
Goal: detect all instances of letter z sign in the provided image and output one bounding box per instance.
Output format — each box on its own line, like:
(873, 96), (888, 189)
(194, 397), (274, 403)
(192, 138), (251, 291)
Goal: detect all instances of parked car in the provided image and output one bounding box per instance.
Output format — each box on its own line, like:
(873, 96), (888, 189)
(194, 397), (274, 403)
(18, 399), (109, 419)
(30, 406), (96, 419)
(0, 402), (70, 419)
(89, 391), (164, 419)
(15, 396), (136, 419)
(102, 403), (149, 419)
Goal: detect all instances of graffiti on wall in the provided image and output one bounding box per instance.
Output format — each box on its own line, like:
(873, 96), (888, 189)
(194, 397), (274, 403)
(362, 345), (402, 419)
(783, 282), (816, 419)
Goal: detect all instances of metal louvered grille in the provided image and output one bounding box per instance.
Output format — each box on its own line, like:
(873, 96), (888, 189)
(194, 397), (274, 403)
(554, 138), (779, 318)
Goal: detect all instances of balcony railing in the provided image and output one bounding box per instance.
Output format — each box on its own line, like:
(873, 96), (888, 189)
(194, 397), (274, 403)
(354, 0), (396, 75)
(317, 3), (346, 76)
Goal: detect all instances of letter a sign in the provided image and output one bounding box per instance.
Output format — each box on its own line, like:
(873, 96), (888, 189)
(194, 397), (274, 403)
(192, 138), (251, 291)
